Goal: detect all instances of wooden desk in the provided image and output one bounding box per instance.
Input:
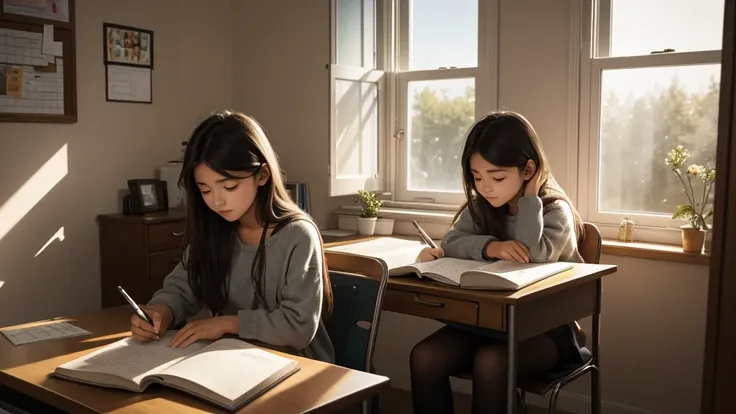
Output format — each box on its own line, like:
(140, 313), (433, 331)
(325, 237), (617, 414)
(0, 306), (390, 414)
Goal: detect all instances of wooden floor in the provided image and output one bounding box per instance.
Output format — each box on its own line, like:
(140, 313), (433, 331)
(342, 387), (572, 414)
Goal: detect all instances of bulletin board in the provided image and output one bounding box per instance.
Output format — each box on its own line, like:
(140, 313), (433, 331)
(0, 0), (76, 123)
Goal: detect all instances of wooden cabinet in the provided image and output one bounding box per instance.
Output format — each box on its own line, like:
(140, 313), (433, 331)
(97, 210), (185, 308)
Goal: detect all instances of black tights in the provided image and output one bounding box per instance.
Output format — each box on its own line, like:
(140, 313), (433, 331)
(410, 325), (560, 414)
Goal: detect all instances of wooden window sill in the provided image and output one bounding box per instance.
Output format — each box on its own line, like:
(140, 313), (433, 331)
(602, 239), (710, 266)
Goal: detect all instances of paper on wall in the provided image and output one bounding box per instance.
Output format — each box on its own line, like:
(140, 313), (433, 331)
(42, 24), (63, 57)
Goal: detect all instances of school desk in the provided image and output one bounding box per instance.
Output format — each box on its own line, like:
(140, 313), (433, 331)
(0, 306), (390, 414)
(324, 236), (617, 414)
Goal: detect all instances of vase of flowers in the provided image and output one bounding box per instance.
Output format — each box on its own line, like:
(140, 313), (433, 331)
(664, 145), (716, 253)
(355, 189), (382, 236)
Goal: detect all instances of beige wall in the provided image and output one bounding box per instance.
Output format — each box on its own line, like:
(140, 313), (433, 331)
(0, 0), (233, 326)
(232, 0), (352, 229)
(233, 1), (709, 413)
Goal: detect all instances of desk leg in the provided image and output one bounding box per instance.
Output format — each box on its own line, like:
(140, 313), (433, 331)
(506, 304), (517, 414)
(591, 278), (602, 414)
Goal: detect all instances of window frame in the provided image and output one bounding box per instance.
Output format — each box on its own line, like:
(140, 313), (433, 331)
(390, 0), (499, 205)
(578, 0), (722, 242)
(328, 0), (389, 197)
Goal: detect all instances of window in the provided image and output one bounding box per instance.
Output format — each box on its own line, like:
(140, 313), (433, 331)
(579, 0), (723, 235)
(329, 0), (385, 196)
(396, 0), (495, 204)
(329, 0), (497, 202)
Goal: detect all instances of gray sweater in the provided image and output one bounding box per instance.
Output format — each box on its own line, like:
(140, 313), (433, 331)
(148, 219), (335, 363)
(442, 196), (583, 264)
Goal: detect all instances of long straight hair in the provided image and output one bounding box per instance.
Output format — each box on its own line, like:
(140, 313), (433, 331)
(178, 111), (333, 317)
(456, 111), (584, 241)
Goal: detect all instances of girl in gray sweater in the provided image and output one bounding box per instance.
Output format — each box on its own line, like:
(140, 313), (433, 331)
(412, 111), (586, 413)
(129, 111), (334, 363)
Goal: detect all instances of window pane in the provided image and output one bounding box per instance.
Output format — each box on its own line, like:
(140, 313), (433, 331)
(409, 0), (477, 70)
(335, 79), (378, 178)
(407, 78), (475, 193)
(602, 0), (724, 57)
(598, 64), (720, 217)
(337, 0), (375, 68)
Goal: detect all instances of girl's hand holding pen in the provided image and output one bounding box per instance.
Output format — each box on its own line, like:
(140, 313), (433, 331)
(130, 303), (173, 342)
(418, 247), (444, 262)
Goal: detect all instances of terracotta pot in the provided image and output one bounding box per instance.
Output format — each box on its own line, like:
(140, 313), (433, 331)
(681, 227), (706, 253)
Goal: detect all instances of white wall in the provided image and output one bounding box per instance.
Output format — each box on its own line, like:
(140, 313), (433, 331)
(0, 0), (233, 326)
(233, 1), (710, 413)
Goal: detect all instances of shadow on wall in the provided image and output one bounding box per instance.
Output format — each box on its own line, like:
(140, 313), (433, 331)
(0, 143), (72, 325)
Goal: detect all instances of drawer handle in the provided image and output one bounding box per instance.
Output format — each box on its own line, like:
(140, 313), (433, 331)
(414, 295), (444, 308)
(172, 231), (184, 236)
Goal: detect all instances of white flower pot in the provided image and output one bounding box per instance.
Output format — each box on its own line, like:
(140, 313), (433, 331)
(357, 217), (377, 236)
(374, 218), (395, 235)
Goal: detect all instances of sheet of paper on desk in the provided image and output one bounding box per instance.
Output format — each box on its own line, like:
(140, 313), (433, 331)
(326, 237), (429, 270)
(1, 322), (91, 346)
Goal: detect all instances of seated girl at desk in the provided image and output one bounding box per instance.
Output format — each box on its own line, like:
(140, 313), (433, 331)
(413, 111), (587, 413)
(129, 111), (334, 363)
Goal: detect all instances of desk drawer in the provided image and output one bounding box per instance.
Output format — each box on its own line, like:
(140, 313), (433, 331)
(383, 290), (478, 326)
(149, 249), (180, 280)
(148, 222), (184, 252)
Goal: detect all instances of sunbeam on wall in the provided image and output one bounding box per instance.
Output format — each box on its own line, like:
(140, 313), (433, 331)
(0, 144), (68, 243)
(35, 226), (65, 258)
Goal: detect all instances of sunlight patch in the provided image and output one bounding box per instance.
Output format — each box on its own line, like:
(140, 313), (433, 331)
(0, 144), (68, 242)
(35, 226), (65, 257)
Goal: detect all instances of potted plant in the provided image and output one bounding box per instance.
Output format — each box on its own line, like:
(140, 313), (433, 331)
(355, 190), (381, 235)
(664, 145), (716, 253)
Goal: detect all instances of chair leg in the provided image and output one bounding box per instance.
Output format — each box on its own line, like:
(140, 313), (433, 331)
(549, 383), (563, 414)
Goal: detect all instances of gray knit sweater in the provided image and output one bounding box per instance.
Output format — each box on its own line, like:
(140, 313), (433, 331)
(148, 220), (335, 363)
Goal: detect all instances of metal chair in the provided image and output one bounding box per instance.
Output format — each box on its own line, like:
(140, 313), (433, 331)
(323, 253), (390, 414)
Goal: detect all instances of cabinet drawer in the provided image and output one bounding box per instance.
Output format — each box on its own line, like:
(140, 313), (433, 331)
(148, 222), (184, 252)
(478, 303), (505, 331)
(149, 249), (181, 280)
(383, 290), (478, 326)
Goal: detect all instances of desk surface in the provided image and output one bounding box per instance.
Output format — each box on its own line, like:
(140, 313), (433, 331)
(325, 236), (617, 305)
(0, 306), (389, 414)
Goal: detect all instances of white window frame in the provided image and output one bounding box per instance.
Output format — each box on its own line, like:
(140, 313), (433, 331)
(391, 0), (499, 205)
(328, 0), (389, 197)
(577, 0), (722, 243)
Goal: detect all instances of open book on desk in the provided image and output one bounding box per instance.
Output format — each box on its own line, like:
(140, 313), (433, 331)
(325, 237), (572, 290)
(52, 332), (299, 412)
(392, 258), (574, 291)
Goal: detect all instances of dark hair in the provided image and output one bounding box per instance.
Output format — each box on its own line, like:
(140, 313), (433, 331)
(178, 111), (333, 317)
(456, 111), (584, 242)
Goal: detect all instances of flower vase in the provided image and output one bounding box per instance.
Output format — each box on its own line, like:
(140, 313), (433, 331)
(681, 226), (706, 253)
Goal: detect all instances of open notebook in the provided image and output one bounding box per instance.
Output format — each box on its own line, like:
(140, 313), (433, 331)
(52, 332), (300, 412)
(326, 237), (573, 290)
(393, 258), (573, 290)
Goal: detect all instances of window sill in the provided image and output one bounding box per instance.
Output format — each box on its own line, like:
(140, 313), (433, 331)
(333, 205), (711, 266)
(601, 239), (710, 266)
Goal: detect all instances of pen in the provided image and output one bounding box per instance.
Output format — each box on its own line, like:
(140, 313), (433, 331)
(117, 286), (159, 340)
(412, 220), (438, 249)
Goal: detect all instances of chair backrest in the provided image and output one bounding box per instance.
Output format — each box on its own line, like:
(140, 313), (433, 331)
(578, 222), (602, 264)
(323, 255), (389, 372)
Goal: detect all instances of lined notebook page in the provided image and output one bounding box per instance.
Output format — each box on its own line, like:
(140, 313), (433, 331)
(160, 338), (296, 402)
(58, 333), (206, 384)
